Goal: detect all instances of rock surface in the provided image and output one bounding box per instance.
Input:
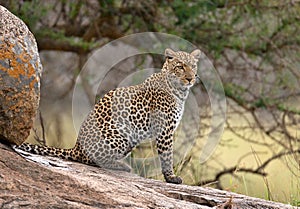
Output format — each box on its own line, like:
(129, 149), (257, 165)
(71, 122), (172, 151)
(0, 6), (42, 145)
(0, 143), (297, 209)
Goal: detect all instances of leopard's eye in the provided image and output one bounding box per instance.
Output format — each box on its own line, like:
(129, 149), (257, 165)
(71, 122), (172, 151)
(177, 66), (184, 70)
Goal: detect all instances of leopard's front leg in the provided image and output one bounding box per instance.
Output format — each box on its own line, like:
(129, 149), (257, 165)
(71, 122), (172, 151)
(156, 135), (182, 184)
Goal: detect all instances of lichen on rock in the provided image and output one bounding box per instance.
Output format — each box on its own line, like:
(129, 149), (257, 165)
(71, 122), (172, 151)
(0, 6), (42, 145)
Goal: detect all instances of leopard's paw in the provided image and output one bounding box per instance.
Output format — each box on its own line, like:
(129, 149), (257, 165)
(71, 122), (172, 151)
(164, 174), (182, 184)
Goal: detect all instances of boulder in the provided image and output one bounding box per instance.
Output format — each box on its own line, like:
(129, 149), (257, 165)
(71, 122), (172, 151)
(0, 6), (42, 145)
(0, 143), (295, 209)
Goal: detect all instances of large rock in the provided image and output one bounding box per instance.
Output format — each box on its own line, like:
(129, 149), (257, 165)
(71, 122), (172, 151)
(0, 143), (295, 209)
(0, 6), (42, 145)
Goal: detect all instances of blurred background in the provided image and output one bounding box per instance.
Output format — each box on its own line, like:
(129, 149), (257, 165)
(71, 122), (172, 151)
(1, 0), (299, 205)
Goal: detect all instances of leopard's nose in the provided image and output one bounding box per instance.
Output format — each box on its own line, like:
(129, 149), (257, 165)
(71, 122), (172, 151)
(186, 78), (193, 83)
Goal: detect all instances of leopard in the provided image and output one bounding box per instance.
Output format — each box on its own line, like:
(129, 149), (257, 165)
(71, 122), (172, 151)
(14, 48), (201, 184)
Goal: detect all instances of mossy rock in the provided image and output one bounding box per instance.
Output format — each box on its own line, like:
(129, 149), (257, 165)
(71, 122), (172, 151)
(0, 6), (42, 145)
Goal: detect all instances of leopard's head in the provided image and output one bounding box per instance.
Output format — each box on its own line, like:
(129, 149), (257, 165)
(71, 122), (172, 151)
(162, 48), (201, 89)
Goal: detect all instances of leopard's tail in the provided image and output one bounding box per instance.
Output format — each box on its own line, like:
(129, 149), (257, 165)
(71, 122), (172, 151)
(12, 142), (93, 164)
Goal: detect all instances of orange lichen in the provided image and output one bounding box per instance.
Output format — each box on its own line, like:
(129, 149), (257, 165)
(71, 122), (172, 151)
(0, 5), (41, 145)
(0, 39), (38, 89)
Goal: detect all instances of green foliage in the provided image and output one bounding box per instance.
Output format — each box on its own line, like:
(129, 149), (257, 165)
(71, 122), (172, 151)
(99, 0), (115, 15)
(68, 0), (83, 21)
(253, 98), (269, 108)
(225, 83), (300, 114)
(224, 83), (246, 106)
(171, 0), (201, 25)
(35, 29), (95, 51)
(9, 0), (48, 30)
(277, 104), (300, 115)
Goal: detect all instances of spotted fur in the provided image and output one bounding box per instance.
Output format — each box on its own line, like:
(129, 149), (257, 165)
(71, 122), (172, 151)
(15, 48), (201, 184)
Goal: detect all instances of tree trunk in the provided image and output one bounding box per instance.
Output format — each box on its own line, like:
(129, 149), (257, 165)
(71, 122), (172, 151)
(0, 143), (296, 209)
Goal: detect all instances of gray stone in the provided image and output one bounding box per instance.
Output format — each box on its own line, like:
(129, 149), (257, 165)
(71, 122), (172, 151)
(0, 6), (42, 145)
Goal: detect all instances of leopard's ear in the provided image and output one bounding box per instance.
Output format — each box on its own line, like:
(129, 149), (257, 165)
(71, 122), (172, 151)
(165, 48), (176, 60)
(191, 49), (201, 59)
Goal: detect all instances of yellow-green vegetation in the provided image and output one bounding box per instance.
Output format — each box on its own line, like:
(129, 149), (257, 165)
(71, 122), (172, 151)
(130, 121), (299, 205)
